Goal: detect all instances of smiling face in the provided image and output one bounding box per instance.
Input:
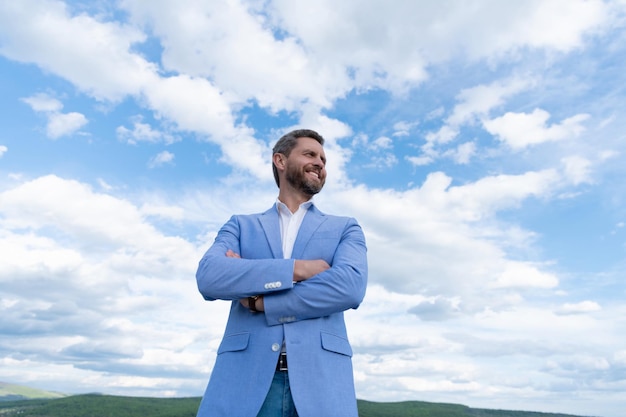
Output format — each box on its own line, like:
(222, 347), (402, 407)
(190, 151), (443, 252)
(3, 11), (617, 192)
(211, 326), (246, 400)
(282, 136), (327, 197)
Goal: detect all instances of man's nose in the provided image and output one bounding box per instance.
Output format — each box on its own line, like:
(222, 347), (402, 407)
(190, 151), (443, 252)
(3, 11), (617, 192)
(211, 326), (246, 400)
(313, 156), (325, 167)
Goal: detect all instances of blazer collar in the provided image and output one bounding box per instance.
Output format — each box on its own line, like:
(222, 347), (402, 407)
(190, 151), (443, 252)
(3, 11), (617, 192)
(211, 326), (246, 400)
(259, 206), (283, 258)
(258, 204), (327, 259)
(292, 205), (327, 259)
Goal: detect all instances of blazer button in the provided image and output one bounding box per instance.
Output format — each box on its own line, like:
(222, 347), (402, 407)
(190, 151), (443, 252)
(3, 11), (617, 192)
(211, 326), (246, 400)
(271, 343), (280, 352)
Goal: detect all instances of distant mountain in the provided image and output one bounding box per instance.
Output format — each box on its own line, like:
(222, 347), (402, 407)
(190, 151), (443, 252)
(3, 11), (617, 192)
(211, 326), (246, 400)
(0, 382), (66, 402)
(0, 390), (594, 417)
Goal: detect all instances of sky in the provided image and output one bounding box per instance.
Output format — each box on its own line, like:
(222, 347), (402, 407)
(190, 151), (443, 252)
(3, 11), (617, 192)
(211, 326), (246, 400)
(1, 0), (626, 416)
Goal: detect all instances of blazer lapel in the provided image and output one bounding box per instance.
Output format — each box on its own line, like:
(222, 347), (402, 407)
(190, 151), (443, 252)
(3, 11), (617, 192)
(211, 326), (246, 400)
(291, 205), (327, 259)
(259, 206), (283, 259)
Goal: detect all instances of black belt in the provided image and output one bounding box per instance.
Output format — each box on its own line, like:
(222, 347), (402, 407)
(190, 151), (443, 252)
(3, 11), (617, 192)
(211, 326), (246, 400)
(276, 352), (288, 371)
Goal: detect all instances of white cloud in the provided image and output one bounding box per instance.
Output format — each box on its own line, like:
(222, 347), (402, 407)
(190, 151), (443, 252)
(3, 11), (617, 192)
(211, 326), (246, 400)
(148, 151), (175, 168)
(21, 93), (87, 139)
(483, 108), (590, 150)
(319, 168), (563, 314)
(0, 1), (269, 180)
(140, 203), (185, 221)
(0, 145), (7, 158)
(121, 0), (341, 111)
(425, 125), (459, 146)
(348, 287), (625, 415)
(408, 297), (461, 321)
(0, 0), (156, 101)
(46, 111), (88, 139)
(21, 93), (63, 112)
(366, 154), (398, 170)
(0, 175), (164, 246)
(449, 76), (534, 127)
(392, 121), (418, 137)
(510, 0), (609, 51)
(556, 300), (601, 315)
(350, 135), (398, 169)
(0, 0), (616, 179)
(0, 175), (209, 395)
(406, 155), (434, 166)
(561, 155), (593, 185)
(599, 150), (619, 161)
(141, 74), (271, 179)
(443, 142), (476, 165)
(117, 117), (178, 145)
(142, 74), (236, 137)
(445, 169), (561, 220)
(2, 2), (615, 102)
(269, 0), (610, 95)
(491, 261), (559, 289)
(96, 178), (114, 192)
(422, 76), (535, 163)
(371, 136), (393, 150)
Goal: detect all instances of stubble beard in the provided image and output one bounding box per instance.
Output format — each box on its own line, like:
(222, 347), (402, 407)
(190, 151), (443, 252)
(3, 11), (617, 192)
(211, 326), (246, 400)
(286, 164), (324, 196)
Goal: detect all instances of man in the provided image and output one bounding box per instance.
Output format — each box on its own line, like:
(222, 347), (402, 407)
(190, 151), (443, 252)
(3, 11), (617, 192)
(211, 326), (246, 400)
(195, 129), (368, 417)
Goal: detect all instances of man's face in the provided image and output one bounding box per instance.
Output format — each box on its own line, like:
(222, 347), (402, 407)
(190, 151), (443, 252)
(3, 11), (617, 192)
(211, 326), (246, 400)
(284, 137), (327, 196)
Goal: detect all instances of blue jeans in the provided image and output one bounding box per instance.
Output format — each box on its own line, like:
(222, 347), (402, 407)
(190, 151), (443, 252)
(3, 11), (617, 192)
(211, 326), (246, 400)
(256, 371), (298, 417)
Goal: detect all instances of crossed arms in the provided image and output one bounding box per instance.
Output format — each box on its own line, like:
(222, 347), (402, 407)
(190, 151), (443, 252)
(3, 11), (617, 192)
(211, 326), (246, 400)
(225, 249), (331, 311)
(196, 214), (368, 324)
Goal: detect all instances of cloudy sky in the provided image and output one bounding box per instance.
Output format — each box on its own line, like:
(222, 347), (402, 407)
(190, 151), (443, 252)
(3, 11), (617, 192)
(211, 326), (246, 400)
(1, 0), (626, 416)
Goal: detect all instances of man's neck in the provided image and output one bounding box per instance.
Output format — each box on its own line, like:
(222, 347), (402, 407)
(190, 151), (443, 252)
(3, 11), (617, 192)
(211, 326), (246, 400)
(278, 190), (312, 213)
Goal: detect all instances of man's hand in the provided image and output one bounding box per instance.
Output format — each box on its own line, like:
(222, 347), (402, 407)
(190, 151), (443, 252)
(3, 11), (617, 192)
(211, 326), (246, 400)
(229, 249), (327, 309)
(239, 295), (264, 311)
(226, 249), (266, 312)
(293, 259), (330, 282)
(226, 249), (240, 258)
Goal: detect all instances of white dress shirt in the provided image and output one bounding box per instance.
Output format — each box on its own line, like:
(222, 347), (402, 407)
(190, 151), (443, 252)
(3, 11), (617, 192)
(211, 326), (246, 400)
(276, 198), (312, 353)
(276, 198), (313, 259)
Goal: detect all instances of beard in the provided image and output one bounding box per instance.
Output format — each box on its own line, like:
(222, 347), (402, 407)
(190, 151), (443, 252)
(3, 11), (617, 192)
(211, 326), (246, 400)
(285, 163), (325, 196)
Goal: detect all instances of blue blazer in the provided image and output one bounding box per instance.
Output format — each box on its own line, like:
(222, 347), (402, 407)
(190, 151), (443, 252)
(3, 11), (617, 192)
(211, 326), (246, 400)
(195, 204), (368, 417)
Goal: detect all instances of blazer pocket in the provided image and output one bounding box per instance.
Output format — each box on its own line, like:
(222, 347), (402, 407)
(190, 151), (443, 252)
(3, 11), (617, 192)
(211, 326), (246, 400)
(320, 331), (353, 357)
(217, 332), (249, 354)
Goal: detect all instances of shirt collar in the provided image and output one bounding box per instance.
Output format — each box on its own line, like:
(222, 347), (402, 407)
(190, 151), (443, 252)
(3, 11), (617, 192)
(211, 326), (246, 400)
(275, 198), (314, 216)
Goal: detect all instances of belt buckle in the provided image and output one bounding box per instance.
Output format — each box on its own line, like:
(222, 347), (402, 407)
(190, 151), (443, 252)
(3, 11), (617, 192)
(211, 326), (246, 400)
(277, 352), (288, 371)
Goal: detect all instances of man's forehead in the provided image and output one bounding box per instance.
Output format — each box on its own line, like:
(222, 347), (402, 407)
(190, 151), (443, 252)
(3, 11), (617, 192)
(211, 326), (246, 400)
(295, 136), (324, 150)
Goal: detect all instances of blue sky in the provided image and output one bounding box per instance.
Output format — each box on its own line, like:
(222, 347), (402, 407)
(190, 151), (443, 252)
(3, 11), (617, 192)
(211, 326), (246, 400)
(1, 1), (626, 416)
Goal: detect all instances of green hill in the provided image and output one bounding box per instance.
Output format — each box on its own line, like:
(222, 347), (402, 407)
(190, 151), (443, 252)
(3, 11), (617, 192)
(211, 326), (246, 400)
(0, 382), (66, 402)
(0, 393), (593, 417)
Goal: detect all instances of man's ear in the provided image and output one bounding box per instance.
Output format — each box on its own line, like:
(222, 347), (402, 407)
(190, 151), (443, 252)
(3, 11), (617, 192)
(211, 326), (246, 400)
(273, 153), (286, 171)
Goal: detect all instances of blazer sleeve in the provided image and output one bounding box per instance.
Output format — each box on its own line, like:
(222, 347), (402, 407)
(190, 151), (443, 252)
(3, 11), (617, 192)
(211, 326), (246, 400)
(196, 215), (295, 301)
(263, 217), (368, 326)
